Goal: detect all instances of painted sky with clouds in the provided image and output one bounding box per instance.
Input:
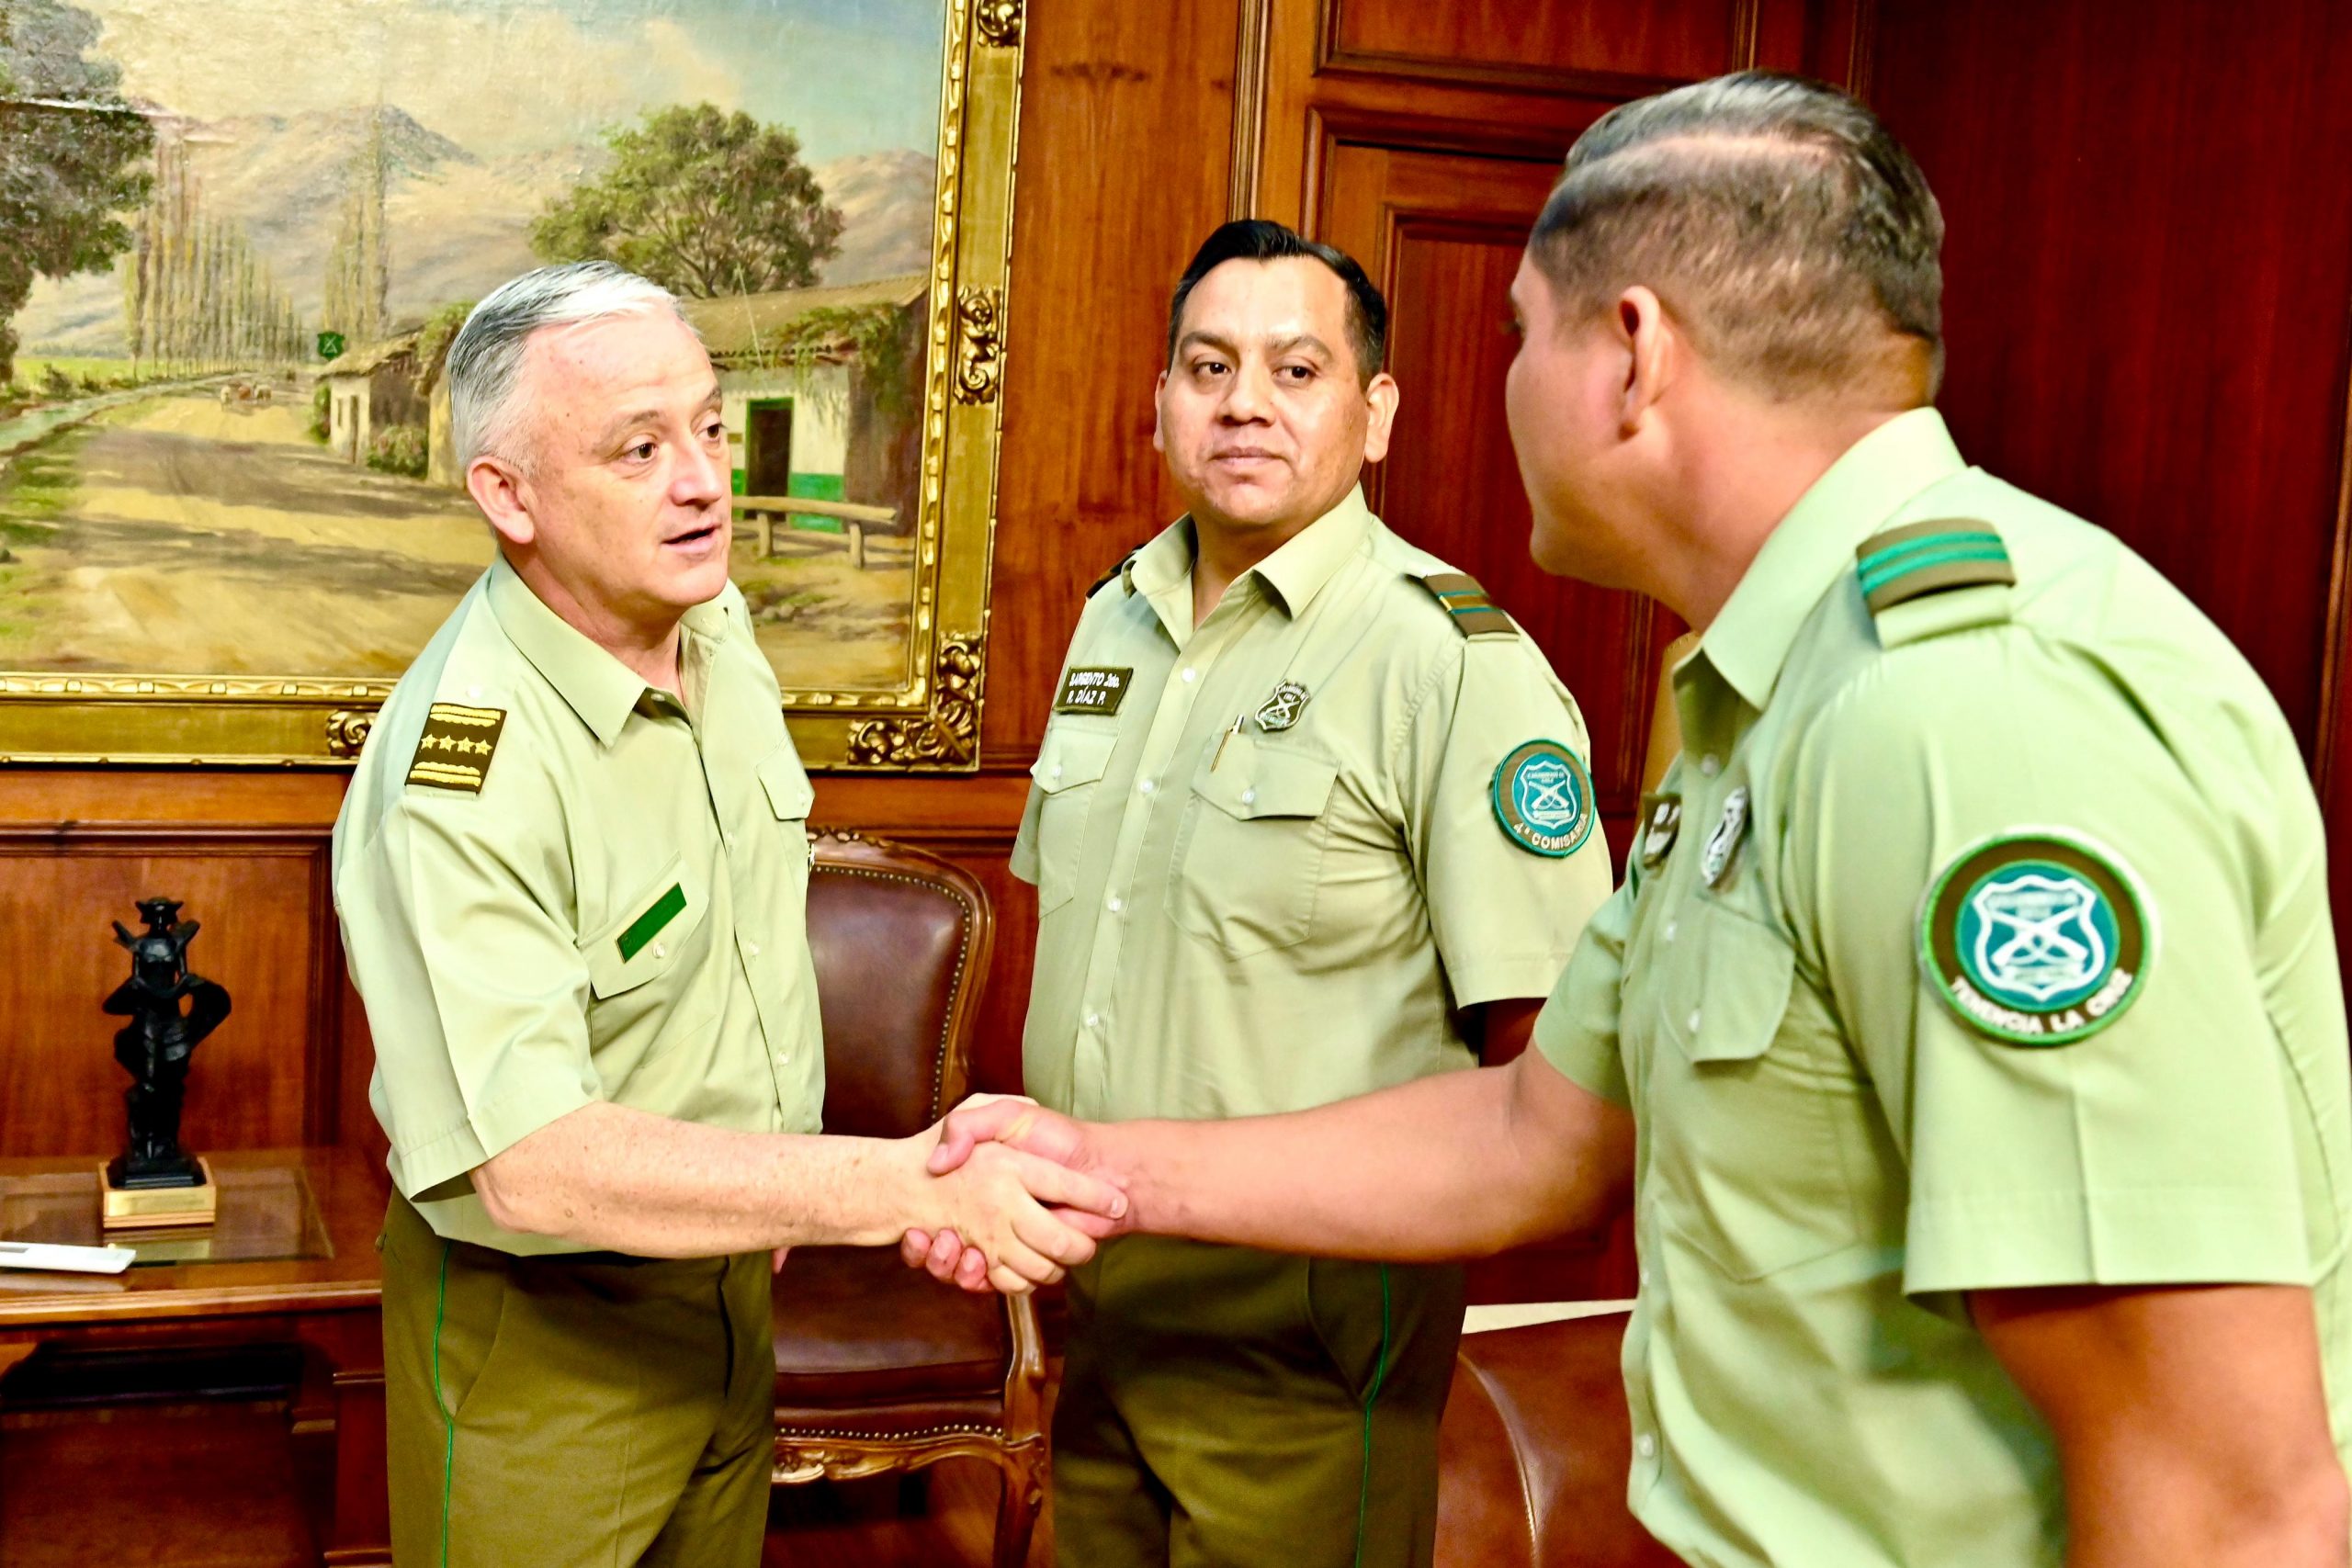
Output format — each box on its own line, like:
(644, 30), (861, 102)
(73, 0), (944, 163)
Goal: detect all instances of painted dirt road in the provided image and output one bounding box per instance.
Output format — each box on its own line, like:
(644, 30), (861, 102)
(0, 382), (912, 687)
(0, 385), (488, 674)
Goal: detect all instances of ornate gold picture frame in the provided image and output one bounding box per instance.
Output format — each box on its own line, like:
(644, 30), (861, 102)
(0, 0), (1020, 770)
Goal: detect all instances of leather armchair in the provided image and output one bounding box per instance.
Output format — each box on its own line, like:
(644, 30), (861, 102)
(1436, 1312), (1679, 1568)
(772, 830), (1046, 1568)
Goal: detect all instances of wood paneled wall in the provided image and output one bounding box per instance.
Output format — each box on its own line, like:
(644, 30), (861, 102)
(0, 773), (362, 1161)
(7, 0), (2352, 1304)
(954, 0), (1250, 1089)
(1869, 0), (2352, 920)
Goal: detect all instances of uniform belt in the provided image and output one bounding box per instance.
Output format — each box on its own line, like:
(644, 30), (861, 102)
(481, 1241), (732, 1275)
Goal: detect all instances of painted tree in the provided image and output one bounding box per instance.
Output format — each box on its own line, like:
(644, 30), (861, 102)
(0, 0), (153, 384)
(135, 130), (198, 373)
(321, 110), (390, 345)
(165, 149), (194, 368)
(156, 138), (193, 369)
(118, 124), (300, 376)
(120, 172), (155, 374)
(532, 104), (842, 298)
(202, 219), (220, 362)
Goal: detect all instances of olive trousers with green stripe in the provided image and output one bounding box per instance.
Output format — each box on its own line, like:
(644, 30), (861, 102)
(379, 1193), (775, 1568)
(1054, 1236), (1464, 1568)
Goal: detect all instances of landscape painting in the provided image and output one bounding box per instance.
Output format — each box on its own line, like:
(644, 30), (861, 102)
(0, 0), (991, 763)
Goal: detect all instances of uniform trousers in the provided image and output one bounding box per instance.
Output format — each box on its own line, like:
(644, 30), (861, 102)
(1054, 1235), (1465, 1568)
(379, 1191), (775, 1568)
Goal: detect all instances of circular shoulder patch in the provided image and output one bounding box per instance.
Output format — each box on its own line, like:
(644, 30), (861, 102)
(1490, 739), (1594, 858)
(1918, 831), (2154, 1047)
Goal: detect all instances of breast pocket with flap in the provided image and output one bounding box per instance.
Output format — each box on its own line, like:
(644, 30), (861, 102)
(1029, 723), (1118, 915)
(758, 747), (817, 901)
(1644, 897), (1862, 1282)
(579, 851), (713, 1077)
(1166, 735), (1342, 960)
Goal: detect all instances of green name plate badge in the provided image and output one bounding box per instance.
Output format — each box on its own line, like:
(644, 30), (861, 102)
(617, 884), (685, 961)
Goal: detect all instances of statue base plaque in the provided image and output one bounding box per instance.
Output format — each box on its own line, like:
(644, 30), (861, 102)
(99, 1156), (217, 1230)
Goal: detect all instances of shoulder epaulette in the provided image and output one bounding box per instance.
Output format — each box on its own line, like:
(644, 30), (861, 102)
(1856, 518), (2015, 613)
(1087, 555), (1135, 599)
(1413, 571), (1518, 639)
(406, 701), (506, 794)
(1855, 518), (2018, 649)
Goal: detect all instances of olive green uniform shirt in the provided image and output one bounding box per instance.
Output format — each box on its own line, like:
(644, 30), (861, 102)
(1538, 410), (2352, 1566)
(1016, 488), (1612, 1121)
(334, 556), (825, 1255)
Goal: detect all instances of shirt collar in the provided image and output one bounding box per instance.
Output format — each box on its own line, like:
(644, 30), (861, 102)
(1123, 484), (1374, 618)
(1699, 408), (1967, 711)
(486, 554), (726, 746)
(1125, 514), (1195, 599)
(1249, 485), (1373, 615)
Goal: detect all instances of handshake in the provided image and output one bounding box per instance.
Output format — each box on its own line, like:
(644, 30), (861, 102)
(875, 1049), (1591, 1293)
(897, 1095), (1121, 1296)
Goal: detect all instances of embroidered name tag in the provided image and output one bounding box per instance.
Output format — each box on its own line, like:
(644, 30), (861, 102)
(1055, 666), (1133, 715)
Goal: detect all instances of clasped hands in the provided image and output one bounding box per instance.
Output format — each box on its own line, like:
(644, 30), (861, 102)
(905, 1094), (1118, 1295)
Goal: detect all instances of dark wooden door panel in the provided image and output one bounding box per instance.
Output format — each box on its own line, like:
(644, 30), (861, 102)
(1326, 0), (1747, 86)
(1874, 1), (2352, 756)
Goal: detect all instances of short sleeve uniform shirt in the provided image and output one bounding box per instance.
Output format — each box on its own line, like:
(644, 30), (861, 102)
(334, 556), (825, 1254)
(1016, 488), (1614, 1122)
(1538, 410), (2352, 1566)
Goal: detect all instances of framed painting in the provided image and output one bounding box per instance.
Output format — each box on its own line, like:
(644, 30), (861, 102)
(0, 0), (1023, 768)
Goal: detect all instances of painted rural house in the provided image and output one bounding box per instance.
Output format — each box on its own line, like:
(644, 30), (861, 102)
(682, 274), (927, 543)
(319, 331), (424, 464)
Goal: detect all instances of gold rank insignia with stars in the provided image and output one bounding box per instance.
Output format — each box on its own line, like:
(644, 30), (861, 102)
(406, 702), (506, 793)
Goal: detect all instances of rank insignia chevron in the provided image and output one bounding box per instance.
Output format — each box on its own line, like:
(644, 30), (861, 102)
(1855, 518), (2016, 615)
(1416, 571), (1518, 638)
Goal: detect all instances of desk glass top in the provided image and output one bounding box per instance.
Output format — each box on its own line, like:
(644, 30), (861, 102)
(0, 1163), (333, 1268)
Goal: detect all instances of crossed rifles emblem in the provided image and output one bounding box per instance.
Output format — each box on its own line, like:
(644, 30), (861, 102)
(1254, 681), (1310, 732)
(1515, 759), (1582, 829)
(1970, 873), (2107, 1001)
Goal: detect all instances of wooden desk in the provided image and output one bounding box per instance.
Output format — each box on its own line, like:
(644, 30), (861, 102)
(0, 1146), (390, 1566)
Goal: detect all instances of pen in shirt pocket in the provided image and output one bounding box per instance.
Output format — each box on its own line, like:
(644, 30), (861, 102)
(1211, 712), (1246, 771)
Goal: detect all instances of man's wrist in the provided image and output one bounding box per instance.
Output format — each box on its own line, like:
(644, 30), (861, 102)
(864, 1134), (937, 1247)
(1098, 1121), (1171, 1236)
